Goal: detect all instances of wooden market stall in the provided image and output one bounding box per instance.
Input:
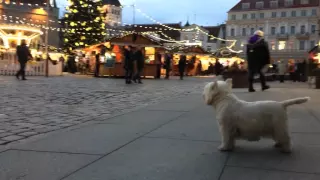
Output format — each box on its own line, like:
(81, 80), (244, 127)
(169, 46), (211, 76)
(85, 33), (164, 78)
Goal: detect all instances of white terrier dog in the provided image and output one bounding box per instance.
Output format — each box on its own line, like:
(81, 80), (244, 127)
(203, 79), (310, 153)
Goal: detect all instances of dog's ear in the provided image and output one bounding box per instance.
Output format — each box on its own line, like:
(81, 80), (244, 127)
(225, 78), (233, 89)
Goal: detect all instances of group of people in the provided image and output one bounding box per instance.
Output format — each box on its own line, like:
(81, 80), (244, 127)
(123, 45), (145, 84)
(164, 53), (188, 80)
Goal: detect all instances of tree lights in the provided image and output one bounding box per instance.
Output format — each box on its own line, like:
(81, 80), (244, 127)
(62, 0), (105, 51)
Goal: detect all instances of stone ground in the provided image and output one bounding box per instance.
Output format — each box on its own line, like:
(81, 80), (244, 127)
(0, 76), (208, 145)
(0, 76), (320, 180)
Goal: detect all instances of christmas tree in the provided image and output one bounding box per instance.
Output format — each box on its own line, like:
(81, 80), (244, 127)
(63, 0), (106, 52)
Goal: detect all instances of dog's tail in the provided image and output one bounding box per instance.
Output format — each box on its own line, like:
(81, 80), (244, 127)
(280, 97), (310, 108)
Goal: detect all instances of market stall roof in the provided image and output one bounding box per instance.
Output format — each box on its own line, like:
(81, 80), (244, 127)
(107, 33), (163, 47)
(212, 47), (243, 58)
(169, 45), (209, 55)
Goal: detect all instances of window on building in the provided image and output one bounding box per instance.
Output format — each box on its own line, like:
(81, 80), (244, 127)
(281, 11), (286, 17)
(270, 1), (278, 8)
(290, 26), (296, 34)
(291, 11), (296, 17)
(242, 28), (246, 36)
(301, 10), (307, 16)
(243, 14), (248, 19)
(311, 9), (317, 16)
(271, 27), (276, 35)
(256, 2), (264, 9)
(259, 27), (263, 31)
(251, 13), (256, 19)
(207, 46), (212, 52)
(285, 0), (293, 7)
(278, 41), (286, 50)
(280, 26), (286, 34)
(310, 40), (315, 49)
(300, 25), (306, 34)
(231, 14), (236, 20)
(259, 13), (264, 19)
(300, 0), (309, 5)
(299, 40), (305, 50)
(250, 28), (255, 35)
(231, 28), (235, 36)
(184, 35), (188, 40)
(242, 3), (250, 9)
(311, 25), (316, 34)
(272, 12), (277, 18)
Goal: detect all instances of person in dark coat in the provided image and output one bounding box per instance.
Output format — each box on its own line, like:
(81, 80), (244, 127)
(297, 59), (306, 82)
(133, 46), (144, 84)
(164, 53), (172, 79)
(215, 59), (223, 76)
(178, 54), (186, 80)
(94, 53), (100, 77)
(123, 46), (134, 84)
(67, 53), (77, 74)
(246, 30), (270, 92)
(16, 39), (32, 80)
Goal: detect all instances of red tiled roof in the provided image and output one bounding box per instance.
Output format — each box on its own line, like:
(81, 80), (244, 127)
(229, 0), (319, 12)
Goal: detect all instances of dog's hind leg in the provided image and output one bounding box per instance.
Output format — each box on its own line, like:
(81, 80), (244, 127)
(218, 125), (235, 152)
(273, 117), (292, 153)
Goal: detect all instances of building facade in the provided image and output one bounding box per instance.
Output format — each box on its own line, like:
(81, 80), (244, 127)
(101, 0), (122, 27)
(226, 0), (320, 62)
(0, 0), (60, 49)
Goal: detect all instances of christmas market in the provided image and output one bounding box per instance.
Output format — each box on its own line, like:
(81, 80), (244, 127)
(82, 33), (164, 78)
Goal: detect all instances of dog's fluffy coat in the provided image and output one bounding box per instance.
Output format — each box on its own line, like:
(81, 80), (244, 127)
(203, 79), (310, 153)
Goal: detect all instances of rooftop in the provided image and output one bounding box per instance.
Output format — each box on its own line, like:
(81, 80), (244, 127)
(102, 0), (121, 7)
(229, 0), (319, 12)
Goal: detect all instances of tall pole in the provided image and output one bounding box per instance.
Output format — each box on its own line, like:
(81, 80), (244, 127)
(132, 3), (135, 25)
(45, 0), (50, 77)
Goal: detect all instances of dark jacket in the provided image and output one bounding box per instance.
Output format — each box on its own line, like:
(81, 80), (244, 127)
(165, 54), (172, 70)
(178, 55), (186, 71)
(246, 35), (270, 70)
(16, 44), (32, 63)
(134, 50), (144, 70)
(215, 61), (223, 75)
(123, 49), (133, 70)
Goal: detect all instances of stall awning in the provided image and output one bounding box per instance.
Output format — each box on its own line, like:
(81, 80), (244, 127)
(107, 33), (163, 47)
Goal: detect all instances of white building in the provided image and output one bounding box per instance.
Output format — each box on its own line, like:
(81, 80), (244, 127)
(101, 0), (122, 27)
(226, 0), (320, 62)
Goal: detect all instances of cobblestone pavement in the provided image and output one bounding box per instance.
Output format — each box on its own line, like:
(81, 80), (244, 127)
(0, 76), (208, 145)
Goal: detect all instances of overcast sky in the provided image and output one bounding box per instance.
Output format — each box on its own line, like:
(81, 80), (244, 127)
(56, 0), (239, 26)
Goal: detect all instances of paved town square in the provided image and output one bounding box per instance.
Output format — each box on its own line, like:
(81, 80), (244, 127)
(0, 76), (319, 180)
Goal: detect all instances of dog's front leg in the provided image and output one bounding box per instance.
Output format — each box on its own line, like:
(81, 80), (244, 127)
(218, 124), (234, 152)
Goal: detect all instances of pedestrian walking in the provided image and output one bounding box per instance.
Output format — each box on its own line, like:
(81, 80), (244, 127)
(94, 52), (100, 77)
(178, 54), (186, 80)
(164, 53), (172, 79)
(67, 53), (77, 74)
(123, 46), (134, 84)
(246, 30), (270, 92)
(277, 60), (287, 83)
(197, 60), (202, 76)
(133, 46), (144, 84)
(297, 59), (306, 82)
(289, 62), (296, 82)
(16, 39), (32, 80)
(215, 59), (223, 76)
